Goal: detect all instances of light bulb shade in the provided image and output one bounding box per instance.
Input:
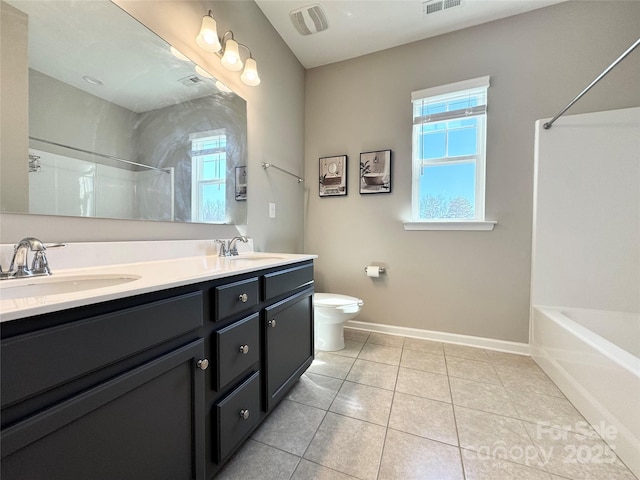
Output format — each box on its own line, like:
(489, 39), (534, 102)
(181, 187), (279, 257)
(240, 57), (261, 86)
(220, 38), (243, 71)
(195, 14), (221, 52)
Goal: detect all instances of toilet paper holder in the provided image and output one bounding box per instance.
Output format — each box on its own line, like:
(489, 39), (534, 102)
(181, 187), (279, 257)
(364, 266), (386, 274)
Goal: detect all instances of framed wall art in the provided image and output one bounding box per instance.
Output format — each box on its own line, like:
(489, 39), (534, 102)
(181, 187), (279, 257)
(319, 155), (347, 197)
(235, 166), (247, 201)
(360, 150), (391, 194)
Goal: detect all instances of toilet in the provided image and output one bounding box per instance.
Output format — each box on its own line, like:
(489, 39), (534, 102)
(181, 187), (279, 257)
(313, 293), (364, 351)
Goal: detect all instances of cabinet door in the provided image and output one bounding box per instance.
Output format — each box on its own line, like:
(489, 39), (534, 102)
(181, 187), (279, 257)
(264, 288), (314, 411)
(1, 340), (207, 480)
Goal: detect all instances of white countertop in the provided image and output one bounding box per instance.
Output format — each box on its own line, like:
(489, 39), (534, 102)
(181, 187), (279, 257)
(0, 252), (316, 323)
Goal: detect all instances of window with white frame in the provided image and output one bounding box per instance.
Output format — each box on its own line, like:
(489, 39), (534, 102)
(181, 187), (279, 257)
(190, 130), (227, 223)
(411, 76), (490, 222)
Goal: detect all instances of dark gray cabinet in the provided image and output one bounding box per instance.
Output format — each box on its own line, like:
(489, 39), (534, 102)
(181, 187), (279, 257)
(1, 340), (206, 480)
(264, 289), (314, 410)
(1, 259), (314, 480)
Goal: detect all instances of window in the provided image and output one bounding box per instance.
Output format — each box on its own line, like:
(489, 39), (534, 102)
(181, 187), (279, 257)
(410, 77), (491, 226)
(191, 130), (226, 223)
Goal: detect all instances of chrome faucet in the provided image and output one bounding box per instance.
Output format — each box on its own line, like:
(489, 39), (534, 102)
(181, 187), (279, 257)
(215, 236), (248, 257)
(228, 236), (248, 256)
(1, 237), (66, 279)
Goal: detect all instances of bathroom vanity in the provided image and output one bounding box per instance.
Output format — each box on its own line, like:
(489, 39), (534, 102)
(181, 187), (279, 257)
(0, 252), (315, 480)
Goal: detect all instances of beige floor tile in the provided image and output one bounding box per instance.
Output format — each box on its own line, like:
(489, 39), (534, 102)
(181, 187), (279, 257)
(485, 350), (540, 370)
(400, 348), (447, 375)
(366, 332), (405, 348)
(509, 390), (594, 435)
(291, 459), (360, 480)
(287, 372), (343, 410)
(378, 429), (464, 480)
(389, 392), (458, 445)
(446, 356), (501, 385)
(444, 343), (490, 361)
(304, 412), (386, 480)
(346, 359), (398, 390)
(449, 377), (519, 417)
(214, 439), (300, 480)
(329, 340), (364, 359)
(462, 456), (552, 480)
(523, 422), (637, 480)
(357, 343), (402, 366)
(344, 328), (370, 343)
(329, 381), (393, 426)
(251, 399), (326, 456)
(495, 365), (565, 398)
(403, 337), (445, 354)
(455, 406), (543, 469)
(396, 367), (451, 403)
(306, 352), (356, 379)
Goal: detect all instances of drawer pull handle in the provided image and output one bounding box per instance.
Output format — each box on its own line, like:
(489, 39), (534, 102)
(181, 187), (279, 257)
(196, 359), (209, 371)
(240, 409), (250, 420)
(268, 319), (276, 328)
(239, 344), (250, 354)
(238, 293), (248, 303)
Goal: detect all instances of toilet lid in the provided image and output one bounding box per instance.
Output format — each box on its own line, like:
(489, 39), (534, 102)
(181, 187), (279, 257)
(314, 293), (364, 308)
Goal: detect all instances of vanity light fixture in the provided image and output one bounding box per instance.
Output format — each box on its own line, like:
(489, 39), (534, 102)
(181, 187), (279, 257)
(195, 10), (261, 86)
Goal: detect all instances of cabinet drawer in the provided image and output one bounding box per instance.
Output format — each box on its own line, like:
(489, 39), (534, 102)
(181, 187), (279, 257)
(214, 278), (259, 321)
(215, 314), (260, 390)
(215, 371), (260, 462)
(1, 291), (203, 408)
(263, 263), (313, 301)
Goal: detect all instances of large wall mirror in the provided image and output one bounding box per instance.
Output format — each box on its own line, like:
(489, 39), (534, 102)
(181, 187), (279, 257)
(1, 0), (248, 224)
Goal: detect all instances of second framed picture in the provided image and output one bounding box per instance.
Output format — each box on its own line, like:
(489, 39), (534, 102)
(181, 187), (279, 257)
(360, 149), (391, 194)
(319, 155), (347, 197)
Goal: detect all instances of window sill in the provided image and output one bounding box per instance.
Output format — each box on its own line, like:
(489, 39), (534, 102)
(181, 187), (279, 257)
(403, 220), (497, 231)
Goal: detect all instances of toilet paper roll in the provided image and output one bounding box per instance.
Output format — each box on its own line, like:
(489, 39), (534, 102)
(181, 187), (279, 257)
(366, 266), (380, 278)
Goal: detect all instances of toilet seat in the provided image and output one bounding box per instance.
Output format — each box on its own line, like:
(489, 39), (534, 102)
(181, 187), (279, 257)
(314, 293), (363, 309)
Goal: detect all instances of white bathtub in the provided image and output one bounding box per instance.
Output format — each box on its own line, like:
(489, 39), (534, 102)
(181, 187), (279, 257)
(531, 306), (640, 478)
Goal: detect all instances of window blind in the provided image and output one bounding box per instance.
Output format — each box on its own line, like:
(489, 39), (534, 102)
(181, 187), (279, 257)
(412, 76), (489, 125)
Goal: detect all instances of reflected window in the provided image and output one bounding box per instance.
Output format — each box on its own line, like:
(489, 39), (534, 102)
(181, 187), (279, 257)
(190, 130), (226, 223)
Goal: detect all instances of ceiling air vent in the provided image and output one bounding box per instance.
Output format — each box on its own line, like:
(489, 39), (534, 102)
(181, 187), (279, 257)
(423, 0), (463, 16)
(178, 75), (205, 87)
(290, 4), (329, 36)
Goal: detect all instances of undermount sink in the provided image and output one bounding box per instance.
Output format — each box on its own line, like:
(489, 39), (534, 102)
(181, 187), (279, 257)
(229, 254), (286, 262)
(0, 274), (141, 300)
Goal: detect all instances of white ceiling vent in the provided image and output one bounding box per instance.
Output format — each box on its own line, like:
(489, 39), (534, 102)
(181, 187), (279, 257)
(178, 75), (205, 87)
(423, 0), (463, 16)
(290, 4), (329, 36)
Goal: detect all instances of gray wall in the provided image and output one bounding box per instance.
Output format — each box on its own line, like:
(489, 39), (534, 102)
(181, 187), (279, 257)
(304, 1), (640, 343)
(0, 2), (29, 213)
(1, 0), (306, 252)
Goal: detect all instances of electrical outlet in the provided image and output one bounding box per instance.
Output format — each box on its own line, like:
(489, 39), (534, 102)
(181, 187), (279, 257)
(269, 203), (276, 218)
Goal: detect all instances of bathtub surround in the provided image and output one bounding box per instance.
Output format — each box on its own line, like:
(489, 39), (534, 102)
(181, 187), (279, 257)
(531, 107), (640, 478)
(304, 1), (640, 344)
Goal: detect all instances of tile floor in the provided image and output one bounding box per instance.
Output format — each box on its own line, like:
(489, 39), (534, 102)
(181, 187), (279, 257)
(215, 329), (637, 480)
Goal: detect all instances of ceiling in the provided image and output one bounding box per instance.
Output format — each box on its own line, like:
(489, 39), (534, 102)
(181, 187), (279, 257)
(255, 0), (566, 69)
(7, 0), (226, 113)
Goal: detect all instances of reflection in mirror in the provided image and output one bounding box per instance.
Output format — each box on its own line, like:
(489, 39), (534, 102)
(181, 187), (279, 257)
(0, 0), (247, 224)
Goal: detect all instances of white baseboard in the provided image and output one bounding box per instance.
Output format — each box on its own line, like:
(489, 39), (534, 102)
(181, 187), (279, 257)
(344, 320), (530, 356)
